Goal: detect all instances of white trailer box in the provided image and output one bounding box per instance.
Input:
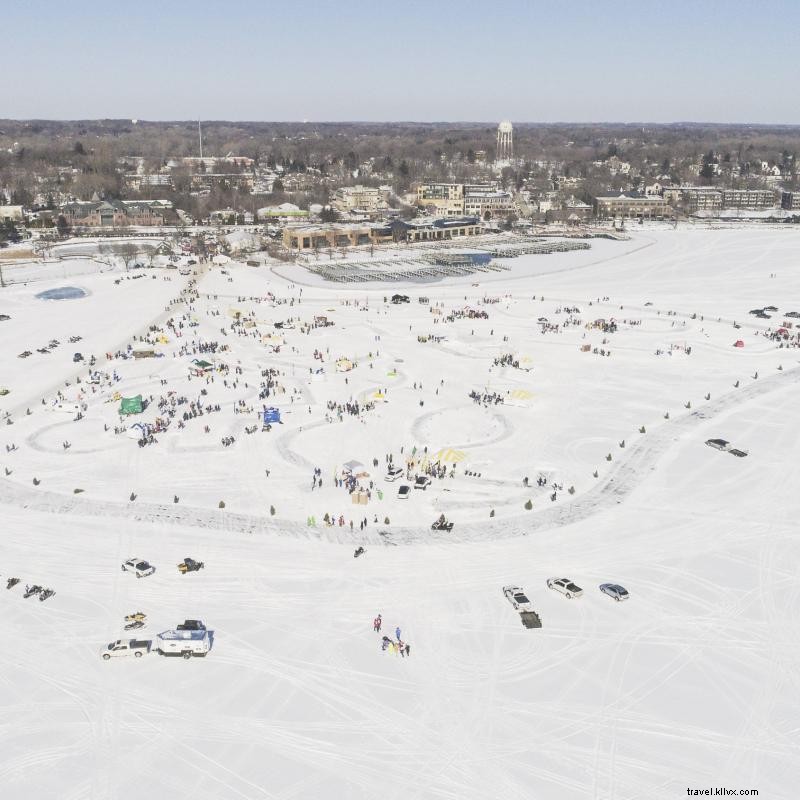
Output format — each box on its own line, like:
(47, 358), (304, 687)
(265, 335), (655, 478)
(156, 629), (210, 659)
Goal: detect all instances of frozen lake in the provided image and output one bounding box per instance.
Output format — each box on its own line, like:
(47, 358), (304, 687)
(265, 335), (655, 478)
(0, 227), (798, 799)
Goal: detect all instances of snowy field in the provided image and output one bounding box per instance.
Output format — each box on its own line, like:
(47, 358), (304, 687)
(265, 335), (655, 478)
(1, 227), (799, 799)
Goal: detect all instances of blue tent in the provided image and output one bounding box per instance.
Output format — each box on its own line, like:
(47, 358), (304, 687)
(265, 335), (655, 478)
(261, 407), (281, 423)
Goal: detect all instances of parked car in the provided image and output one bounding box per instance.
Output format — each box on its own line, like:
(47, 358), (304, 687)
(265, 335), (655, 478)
(397, 484), (411, 499)
(546, 577), (583, 599)
(121, 558), (155, 578)
(728, 448), (748, 458)
(764, 305), (778, 312)
(101, 639), (151, 660)
(413, 476), (432, 490)
(72, 352), (83, 362)
(748, 308), (765, 316)
(503, 585), (533, 612)
(385, 467), (404, 482)
(785, 311), (800, 318)
(599, 583), (629, 602)
(705, 438), (730, 451)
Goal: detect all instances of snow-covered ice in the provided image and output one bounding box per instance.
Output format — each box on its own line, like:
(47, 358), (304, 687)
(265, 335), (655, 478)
(1, 228), (798, 799)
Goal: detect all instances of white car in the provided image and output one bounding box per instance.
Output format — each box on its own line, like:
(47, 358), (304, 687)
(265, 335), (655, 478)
(101, 639), (151, 659)
(503, 585), (533, 612)
(385, 467), (404, 482)
(413, 476), (432, 490)
(121, 558), (155, 578)
(546, 577), (583, 599)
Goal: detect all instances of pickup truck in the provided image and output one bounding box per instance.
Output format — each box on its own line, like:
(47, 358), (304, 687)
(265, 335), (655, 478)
(156, 628), (211, 659)
(101, 639), (152, 660)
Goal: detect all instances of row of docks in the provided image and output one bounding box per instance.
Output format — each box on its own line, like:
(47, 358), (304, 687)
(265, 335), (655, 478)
(305, 254), (511, 283)
(477, 240), (591, 258)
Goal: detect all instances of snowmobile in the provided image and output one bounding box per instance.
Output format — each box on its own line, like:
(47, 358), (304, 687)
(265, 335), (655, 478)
(431, 515), (454, 532)
(23, 584), (42, 598)
(125, 612), (147, 623)
(353, 547), (365, 558)
(6, 577), (20, 589)
(124, 619), (145, 630)
(39, 588), (55, 602)
(178, 557), (204, 574)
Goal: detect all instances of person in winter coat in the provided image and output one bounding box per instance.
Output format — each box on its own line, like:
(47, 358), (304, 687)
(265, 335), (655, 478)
(404, 643), (410, 657)
(373, 615), (382, 633)
(395, 626), (401, 641)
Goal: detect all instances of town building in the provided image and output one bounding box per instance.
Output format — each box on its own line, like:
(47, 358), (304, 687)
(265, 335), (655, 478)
(593, 192), (670, 219)
(60, 200), (165, 227)
(720, 189), (778, 210)
(283, 216), (482, 251)
(283, 223), (378, 251)
(393, 216), (482, 243)
(0, 205), (25, 222)
(257, 203), (308, 220)
(463, 185), (513, 218)
(416, 183), (465, 216)
(781, 191), (800, 210)
(332, 185), (390, 214)
(662, 186), (724, 213)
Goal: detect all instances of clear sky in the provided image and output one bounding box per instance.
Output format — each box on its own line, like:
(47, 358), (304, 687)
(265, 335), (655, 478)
(4, 0), (799, 123)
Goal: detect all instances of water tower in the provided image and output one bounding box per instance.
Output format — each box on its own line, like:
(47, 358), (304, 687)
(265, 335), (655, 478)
(496, 120), (513, 161)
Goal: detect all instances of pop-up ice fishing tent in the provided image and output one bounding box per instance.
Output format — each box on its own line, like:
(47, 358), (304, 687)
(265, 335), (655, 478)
(261, 407), (281, 423)
(119, 395), (144, 415)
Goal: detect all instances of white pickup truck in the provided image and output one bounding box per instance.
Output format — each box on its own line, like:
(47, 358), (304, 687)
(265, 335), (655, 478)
(101, 639), (152, 660)
(156, 628), (211, 659)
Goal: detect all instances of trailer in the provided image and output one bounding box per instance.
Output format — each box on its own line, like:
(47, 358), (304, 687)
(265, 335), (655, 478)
(156, 628), (211, 659)
(519, 611), (543, 629)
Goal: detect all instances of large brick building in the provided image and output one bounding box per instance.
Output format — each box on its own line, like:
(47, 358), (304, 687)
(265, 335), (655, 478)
(593, 192), (670, 219)
(60, 200), (165, 227)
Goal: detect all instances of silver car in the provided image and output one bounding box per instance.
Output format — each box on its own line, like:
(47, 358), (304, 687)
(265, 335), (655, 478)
(599, 583), (629, 602)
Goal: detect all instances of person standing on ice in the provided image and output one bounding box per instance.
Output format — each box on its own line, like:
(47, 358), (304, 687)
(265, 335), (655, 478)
(395, 626), (401, 641)
(374, 614), (382, 633)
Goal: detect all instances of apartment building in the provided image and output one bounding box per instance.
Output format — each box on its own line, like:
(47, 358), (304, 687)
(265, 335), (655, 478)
(720, 189), (778, 210)
(593, 192), (669, 219)
(416, 183), (465, 216)
(463, 185), (513, 218)
(332, 185), (390, 213)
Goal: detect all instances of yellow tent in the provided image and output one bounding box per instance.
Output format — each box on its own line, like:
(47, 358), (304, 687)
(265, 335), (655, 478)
(372, 391), (385, 400)
(157, 335), (169, 344)
(510, 389), (533, 400)
(432, 448), (466, 463)
(336, 358), (354, 372)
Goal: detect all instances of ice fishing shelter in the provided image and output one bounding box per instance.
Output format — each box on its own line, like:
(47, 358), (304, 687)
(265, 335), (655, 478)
(261, 407), (281, 423)
(119, 395), (144, 415)
(132, 345), (156, 359)
(336, 358), (354, 372)
(190, 359), (214, 376)
(733, 340), (744, 348)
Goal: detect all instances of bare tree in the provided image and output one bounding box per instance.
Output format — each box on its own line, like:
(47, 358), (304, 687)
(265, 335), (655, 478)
(117, 242), (139, 271)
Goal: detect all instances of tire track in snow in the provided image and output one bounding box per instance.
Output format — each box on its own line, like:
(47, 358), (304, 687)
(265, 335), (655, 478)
(1, 365), (799, 544)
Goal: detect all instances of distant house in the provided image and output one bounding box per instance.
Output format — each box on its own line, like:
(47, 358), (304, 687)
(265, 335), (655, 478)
(0, 205), (25, 223)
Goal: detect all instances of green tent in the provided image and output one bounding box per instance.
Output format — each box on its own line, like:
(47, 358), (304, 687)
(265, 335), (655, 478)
(119, 395), (143, 415)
